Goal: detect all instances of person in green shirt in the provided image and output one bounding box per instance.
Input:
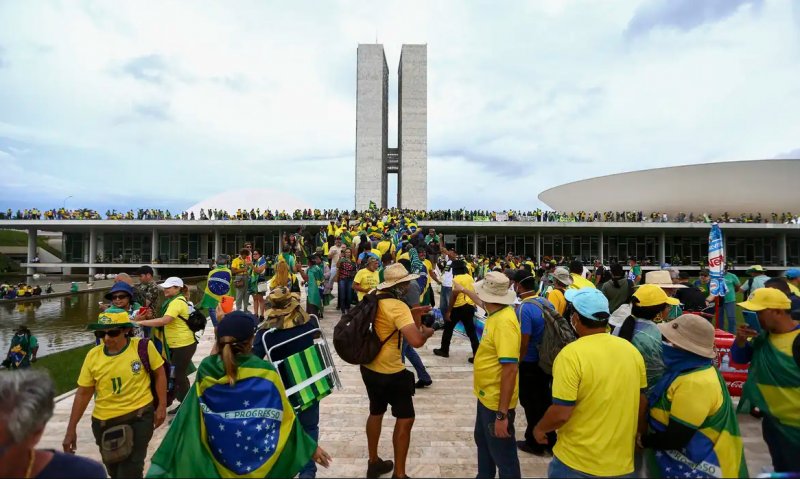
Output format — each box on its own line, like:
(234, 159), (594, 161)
(299, 253), (324, 318)
(627, 257), (642, 285)
(719, 271), (742, 333)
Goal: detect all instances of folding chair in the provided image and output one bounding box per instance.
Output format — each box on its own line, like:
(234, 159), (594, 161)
(261, 315), (342, 412)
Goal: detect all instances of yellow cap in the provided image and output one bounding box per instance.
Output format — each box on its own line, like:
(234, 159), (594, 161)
(632, 284), (680, 307)
(738, 287), (791, 311)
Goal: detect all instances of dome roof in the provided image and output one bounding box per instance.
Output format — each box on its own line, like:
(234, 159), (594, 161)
(538, 159), (800, 217)
(187, 188), (312, 215)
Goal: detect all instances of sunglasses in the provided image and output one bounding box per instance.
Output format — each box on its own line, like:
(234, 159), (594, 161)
(94, 329), (123, 339)
(110, 294), (130, 300)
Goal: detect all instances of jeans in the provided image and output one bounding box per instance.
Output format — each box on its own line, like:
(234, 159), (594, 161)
(439, 286), (452, 315)
(719, 301), (737, 333)
(474, 400), (520, 479)
(297, 403), (320, 478)
(439, 304), (479, 355)
(548, 455), (636, 478)
(402, 340), (431, 383)
(91, 406), (155, 479)
(763, 413), (800, 472)
(338, 278), (353, 313)
(519, 361), (556, 451)
(208, 306), (218, 328)
(235, 284), (248, 311)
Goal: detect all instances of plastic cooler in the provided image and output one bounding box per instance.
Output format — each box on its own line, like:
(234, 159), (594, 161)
(713, 329), (749, 396)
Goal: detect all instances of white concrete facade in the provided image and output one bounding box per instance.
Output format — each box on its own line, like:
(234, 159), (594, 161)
(398, 44), (428, 210)
(355, 44), (428, 210)
(355, 44), (389, 210)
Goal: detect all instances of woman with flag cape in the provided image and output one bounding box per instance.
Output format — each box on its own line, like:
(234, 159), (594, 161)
(641, 314), (748, 478)
(147, 311), (331, 478)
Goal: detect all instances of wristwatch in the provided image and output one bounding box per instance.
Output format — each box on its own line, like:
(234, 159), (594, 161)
(495, 411), (507, 421)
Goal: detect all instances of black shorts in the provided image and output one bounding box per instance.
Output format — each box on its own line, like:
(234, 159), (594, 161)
(360, 366), (415, 419)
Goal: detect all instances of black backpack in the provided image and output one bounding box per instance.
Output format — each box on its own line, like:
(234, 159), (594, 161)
(177, 297), (208, 333)
(333, 291), (399, 365)
(525, 298), (577, 375)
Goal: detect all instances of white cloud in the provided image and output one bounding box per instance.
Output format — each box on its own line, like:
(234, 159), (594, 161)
(0, 0), (797, 212)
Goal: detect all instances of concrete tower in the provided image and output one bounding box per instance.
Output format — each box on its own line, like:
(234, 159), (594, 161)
(355, 44), (427, 210)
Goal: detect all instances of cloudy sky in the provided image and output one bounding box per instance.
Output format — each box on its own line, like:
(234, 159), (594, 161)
(1, 0), (798, 213)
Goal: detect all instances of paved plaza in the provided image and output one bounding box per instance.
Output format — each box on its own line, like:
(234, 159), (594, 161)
(39, 296), (773, 477)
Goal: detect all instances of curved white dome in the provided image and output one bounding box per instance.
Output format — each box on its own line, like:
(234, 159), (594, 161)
(187, 188), (312, 215)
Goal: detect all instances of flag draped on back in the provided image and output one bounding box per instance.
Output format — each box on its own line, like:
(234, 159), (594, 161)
(147, 354), (317, 478)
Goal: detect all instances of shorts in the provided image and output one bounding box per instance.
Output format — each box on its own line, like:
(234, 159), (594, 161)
(360, 366), (415, 419)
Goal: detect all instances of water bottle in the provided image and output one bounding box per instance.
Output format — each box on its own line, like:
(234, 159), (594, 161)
(720, 353), (731, 373)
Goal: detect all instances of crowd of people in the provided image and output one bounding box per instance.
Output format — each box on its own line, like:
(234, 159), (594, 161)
(4, 206), (800, 224)
(1, 212), (799, 478)
(1, 282), (49, 299)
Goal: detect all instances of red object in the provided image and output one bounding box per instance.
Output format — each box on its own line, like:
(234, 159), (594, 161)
(713, 329), (749, 396)
(220, 295), (234, 313)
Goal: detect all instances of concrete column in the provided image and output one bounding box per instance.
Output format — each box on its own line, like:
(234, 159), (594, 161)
(779, 233), (787, 267)
(598, 231), (604, 264)
(659, 231), (666, 266)
(151, 228), (158, 263)
(200, 233), (209, 263)
(213, 229), (222, 260)
(26, 228), (37, 275)
(473, 231), (478, 257)
(89, 228), (97, 276)
(536, 231), (542, 265)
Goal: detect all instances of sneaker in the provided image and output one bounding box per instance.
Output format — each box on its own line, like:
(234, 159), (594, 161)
(415, 379), (432, 389)
(467, 357), (474, 364)
(433, 349), (449, 358)
(517, 440), (550, 457)
(366, 458), (394, 478)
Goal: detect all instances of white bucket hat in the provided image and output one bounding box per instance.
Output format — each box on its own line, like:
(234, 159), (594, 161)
(658, 314), (716, 359)
(641, 270), (686, 289)
(474, 271), (516, 305)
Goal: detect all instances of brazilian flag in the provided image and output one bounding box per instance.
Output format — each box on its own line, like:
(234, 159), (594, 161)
(147, 354), (317, 478)
(198, 267), (232, 310)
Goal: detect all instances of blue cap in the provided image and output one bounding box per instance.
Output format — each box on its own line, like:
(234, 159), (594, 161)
(785, 268), (800, 280)
(564, 288), (610, 321)
(216, 311), (257, 341)
(104, 282), (135, 300)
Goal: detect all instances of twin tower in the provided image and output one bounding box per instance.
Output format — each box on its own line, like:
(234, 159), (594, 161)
(355, 44), (427, 211)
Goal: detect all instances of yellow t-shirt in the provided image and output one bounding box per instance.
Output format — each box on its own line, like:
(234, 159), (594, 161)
(78, 338), (165, 420)
(397, 252), (410, 262)
(788, 282), (800, 296)
(551, 333), (646, 477)
(353, 268), (380, 301)
(163, 297), (196, 348)
(363, 298), (414, 374)
(231, 256), (246, 273)
(423, 259), (433, 289)
(547, 288), (567, 315)
(452, 274), (475, 308)
(473, 306), (521, 411)
(569, 273), (596, 290)
(376, 240), (393, 258)
(759, 328), (800, 427)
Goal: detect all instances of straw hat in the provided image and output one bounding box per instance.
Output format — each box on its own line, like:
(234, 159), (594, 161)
(260, 286), (309, 330)
(658, 314), (716, 359)
(475, 271), (516, 305)
(640, 270), (686, 289)
(376, 263), (419, 290)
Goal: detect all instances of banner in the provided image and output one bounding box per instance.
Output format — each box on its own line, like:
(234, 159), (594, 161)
(495, 213), (509, 222)
(473, 216), (491, 222)
(708, 223), (728, 297)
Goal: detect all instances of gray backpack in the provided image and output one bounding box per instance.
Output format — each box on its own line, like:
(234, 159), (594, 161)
(524, 298), (577, 375)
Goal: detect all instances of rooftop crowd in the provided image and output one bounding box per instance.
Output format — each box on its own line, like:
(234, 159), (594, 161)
(3, 206), (800, 224)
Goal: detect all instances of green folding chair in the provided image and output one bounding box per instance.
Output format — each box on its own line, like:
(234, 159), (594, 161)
(261, 315), (342, 412)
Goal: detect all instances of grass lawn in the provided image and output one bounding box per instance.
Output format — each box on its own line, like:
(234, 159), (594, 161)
(33, 343), (93, 396)
(0, 230), (62, 259)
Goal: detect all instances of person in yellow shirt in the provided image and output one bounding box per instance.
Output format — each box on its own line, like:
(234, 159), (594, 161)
(134, 277), (196, 414)
(547, 267), (573, 315)
(568, 260), (596, 290)
(63, 309), (167, 478)
(453, 271), (521, 478)
(434, 260), (479, 361)
(360, 264), (434, 479)
(785, 268), (800, 296)
(533, 288), (647, 478)
(353, 256), (381, 301)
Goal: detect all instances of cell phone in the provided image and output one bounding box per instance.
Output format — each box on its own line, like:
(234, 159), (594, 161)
(743, 311), (762, 333)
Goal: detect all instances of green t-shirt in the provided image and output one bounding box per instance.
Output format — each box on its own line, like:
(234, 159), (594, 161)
(723, 272), (740, 303)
